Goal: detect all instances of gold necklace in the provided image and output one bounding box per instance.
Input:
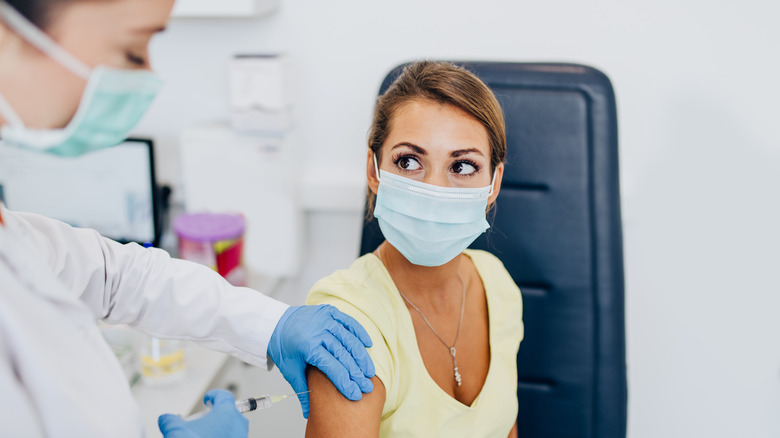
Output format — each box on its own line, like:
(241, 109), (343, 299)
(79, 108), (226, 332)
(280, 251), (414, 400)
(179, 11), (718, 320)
(376, 248), (466, 387)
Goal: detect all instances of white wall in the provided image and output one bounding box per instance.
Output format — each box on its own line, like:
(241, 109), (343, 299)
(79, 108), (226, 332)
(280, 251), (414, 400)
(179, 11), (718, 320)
(134, 0), (780, 436)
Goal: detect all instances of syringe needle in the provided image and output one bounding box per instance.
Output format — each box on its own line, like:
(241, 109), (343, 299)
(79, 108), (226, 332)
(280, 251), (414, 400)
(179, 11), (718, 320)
(184, 391), (310, 421)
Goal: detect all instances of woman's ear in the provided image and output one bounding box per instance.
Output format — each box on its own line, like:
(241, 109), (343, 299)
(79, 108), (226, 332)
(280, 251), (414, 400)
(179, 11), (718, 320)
(366, 149), (380, 195)
(487, 162), (504, 207)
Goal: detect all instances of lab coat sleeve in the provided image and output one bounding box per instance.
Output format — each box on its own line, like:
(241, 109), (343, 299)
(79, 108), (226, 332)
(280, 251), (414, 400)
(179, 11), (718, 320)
(8, 209), (288, 368)
(0, 334), (45, 438)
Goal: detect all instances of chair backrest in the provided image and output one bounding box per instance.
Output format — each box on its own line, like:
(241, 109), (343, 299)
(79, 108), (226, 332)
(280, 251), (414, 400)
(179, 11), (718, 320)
(359, 62), (627, 438)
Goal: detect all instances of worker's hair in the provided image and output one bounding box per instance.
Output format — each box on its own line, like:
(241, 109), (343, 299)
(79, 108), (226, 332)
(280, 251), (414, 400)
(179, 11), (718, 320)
(4, 0), (87, 29)
(367, 60), (506, 216)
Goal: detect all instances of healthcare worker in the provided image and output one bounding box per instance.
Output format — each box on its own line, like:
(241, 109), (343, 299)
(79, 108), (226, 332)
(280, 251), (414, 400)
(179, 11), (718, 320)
(0, 0), (375, 437)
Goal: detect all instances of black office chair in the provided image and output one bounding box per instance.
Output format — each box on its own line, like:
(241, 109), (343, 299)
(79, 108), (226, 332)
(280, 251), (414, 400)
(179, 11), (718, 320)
(359, 62), (627, 438)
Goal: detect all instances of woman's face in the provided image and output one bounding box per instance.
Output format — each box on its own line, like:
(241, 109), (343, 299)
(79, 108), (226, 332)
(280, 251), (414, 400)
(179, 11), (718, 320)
(0, 0), (175, 129)
(368, 99), (504, 204)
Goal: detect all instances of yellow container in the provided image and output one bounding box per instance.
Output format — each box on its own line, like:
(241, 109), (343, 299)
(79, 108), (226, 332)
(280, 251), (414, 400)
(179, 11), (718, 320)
(140, 337), (186, 384)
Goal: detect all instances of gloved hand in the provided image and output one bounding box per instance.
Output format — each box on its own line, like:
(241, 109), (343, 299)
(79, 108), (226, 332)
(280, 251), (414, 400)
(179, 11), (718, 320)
(268, 304), (375, 418)
(158, 390), (248, 438)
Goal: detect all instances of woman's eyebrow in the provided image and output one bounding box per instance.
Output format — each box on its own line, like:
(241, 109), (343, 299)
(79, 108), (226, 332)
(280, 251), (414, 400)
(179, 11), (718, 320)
(450, 148), (484, 158)
(391, 142), (427, 155)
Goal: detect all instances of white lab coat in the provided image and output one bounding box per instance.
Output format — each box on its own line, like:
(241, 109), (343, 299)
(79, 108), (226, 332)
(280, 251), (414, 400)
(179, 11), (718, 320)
(0, 204), (289, 437)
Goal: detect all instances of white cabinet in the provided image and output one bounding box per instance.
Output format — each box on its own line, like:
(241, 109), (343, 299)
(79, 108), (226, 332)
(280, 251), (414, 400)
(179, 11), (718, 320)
(179, 123), (302, 281)
(172, 0), (280, 18)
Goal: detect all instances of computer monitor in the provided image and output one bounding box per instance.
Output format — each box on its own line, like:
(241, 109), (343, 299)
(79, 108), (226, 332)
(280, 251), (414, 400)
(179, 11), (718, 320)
(0, 138), (161, 246)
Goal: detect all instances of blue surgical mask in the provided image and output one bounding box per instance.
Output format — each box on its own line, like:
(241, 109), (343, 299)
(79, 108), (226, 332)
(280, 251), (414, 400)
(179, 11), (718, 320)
(0, 2), (163, 156)
(373, 155), (496, 267)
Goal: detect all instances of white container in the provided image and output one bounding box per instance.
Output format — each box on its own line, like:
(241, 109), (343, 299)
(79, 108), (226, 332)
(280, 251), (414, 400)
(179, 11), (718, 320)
(172, 0), (280, 18)
(228, 54), (294, 134)
(179, 123), (302, 282)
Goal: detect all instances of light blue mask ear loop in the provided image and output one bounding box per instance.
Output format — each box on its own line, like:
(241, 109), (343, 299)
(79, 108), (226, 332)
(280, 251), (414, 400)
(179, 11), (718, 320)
(0, 2), (91, 79)
(372, 152), (498, 196)
(0, 1), (163, 156)
(0, 1), (91, 130)
(0, 92), (23, 127)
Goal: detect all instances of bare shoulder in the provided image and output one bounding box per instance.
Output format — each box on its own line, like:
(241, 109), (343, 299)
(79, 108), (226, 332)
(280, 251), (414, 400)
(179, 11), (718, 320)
(305, 367), (386, 438)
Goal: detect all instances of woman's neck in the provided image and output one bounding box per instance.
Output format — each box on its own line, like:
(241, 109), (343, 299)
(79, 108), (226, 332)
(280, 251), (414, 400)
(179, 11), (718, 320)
(376, 241), (467, 311)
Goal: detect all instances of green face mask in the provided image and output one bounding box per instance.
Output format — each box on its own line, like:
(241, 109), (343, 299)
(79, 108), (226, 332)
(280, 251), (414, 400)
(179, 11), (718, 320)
(0, 2), (163, 157)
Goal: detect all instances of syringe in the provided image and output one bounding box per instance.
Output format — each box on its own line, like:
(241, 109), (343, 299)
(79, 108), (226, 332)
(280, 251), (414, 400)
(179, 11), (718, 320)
(184, 393), (298, 421)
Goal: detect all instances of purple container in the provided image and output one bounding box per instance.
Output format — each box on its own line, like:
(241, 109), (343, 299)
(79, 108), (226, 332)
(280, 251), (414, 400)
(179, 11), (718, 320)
(173, 212), (247, 286)
(173, 212), (246, 243)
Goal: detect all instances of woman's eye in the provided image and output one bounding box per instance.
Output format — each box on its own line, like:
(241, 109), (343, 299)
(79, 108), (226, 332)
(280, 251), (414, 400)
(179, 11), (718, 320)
(126, 52), (147, 67)
(452, 161), (477, 175)
(396, 156), (421, 171)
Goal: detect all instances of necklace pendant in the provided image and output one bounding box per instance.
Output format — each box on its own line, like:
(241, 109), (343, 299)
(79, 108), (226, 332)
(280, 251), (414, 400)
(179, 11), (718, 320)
(450, 347), (462, 386)
(392, 262), (469, 390)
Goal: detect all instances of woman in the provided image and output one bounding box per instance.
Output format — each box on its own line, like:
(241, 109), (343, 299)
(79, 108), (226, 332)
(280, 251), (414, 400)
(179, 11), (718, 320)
(0, 1), (375, 436)
(306, 61), (523, 437)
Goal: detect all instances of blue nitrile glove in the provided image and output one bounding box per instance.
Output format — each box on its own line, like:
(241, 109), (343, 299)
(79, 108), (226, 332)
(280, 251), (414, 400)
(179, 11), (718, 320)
(268, 304), (376, 418)
(158, 390), (248, 438)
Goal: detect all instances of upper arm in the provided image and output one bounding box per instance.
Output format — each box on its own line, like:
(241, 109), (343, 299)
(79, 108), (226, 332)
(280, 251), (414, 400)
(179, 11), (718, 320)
(305, 367), (386, 438)
(509, 421), (518, 438)
(305, 277), (395, 436)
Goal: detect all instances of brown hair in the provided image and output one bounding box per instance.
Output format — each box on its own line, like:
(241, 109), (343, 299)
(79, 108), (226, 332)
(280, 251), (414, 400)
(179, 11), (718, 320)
(5, 0), (87, 29)
(367, 61), (506, 213)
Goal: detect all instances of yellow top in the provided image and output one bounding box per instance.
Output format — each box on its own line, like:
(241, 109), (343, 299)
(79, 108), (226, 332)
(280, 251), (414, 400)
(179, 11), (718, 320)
(306, 249), (524, 437)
